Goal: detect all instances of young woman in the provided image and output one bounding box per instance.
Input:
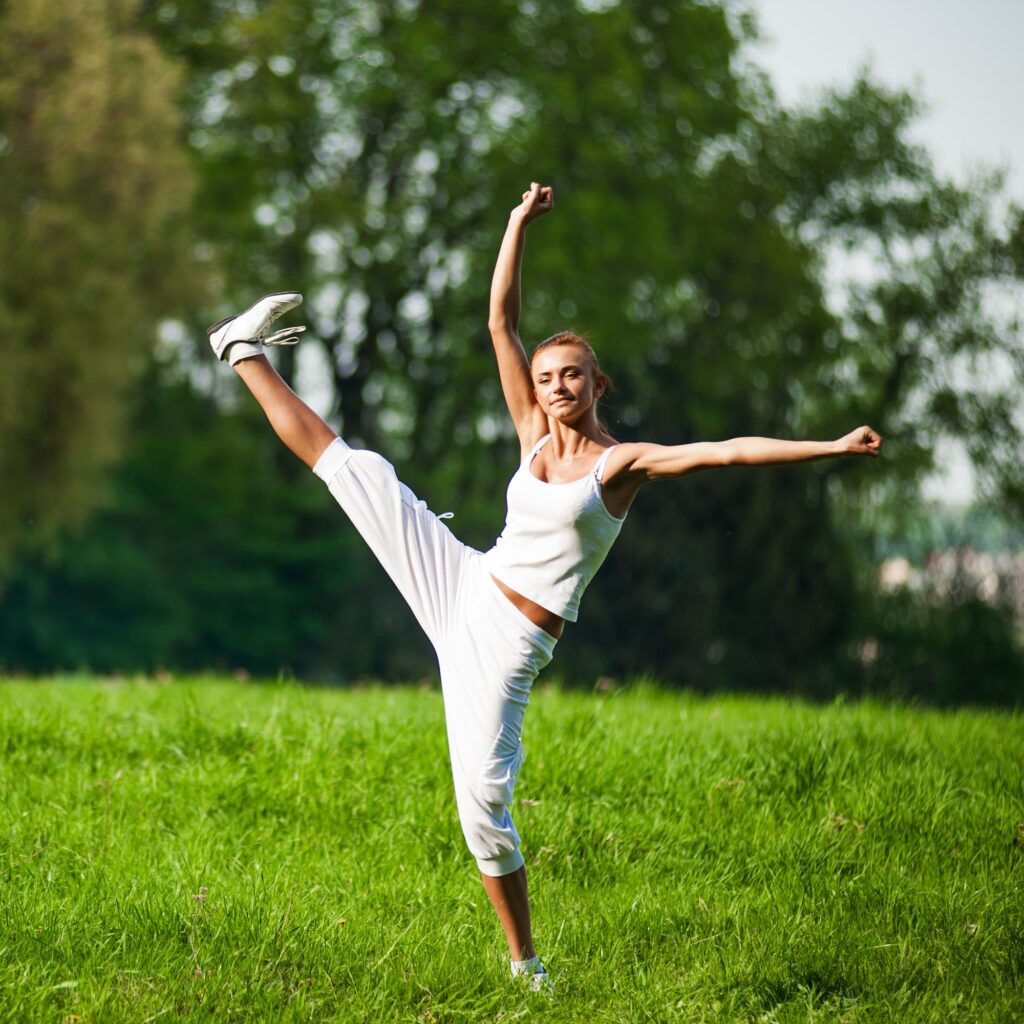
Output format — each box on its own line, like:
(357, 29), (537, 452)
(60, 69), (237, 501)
(208, 182), (882, 991)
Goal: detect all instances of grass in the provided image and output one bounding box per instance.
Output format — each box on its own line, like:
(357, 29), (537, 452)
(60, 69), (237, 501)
(0, 677), (1021, 1023)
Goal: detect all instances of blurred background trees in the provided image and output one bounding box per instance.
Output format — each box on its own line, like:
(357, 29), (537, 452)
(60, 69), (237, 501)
(1, 0), (1021, 701)
(0, 0), (194, 555)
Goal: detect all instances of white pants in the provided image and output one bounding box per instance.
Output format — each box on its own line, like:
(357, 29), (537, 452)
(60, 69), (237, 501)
(313, 438), (557, 876)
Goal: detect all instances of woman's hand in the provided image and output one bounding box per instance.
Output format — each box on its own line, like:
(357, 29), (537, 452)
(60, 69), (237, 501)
(512, 181), (553, 224)
(838, 425), (883, 456)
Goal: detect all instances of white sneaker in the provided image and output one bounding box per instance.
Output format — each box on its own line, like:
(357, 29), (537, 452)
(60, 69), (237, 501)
(526, 967), (554, 994)
(511, 956), (554, 994)
(207, 292), (306, 365)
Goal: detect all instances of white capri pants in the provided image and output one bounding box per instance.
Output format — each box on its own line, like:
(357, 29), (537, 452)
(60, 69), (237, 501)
(313, 438), (556, 877)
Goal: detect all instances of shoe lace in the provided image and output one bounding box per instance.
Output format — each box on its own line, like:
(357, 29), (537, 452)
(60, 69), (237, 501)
(262, 325), (306, 347)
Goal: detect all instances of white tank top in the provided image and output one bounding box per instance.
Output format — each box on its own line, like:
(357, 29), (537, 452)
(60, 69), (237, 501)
(482, 434), (627, 621)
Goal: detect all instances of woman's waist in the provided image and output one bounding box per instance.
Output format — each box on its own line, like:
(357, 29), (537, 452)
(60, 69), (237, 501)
(488, 574), (565, 640)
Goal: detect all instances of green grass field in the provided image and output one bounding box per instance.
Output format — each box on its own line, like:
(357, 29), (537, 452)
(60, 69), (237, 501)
(0, 678), (1021, 1023)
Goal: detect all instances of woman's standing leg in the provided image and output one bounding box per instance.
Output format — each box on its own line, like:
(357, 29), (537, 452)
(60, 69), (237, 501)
(439, 559), (557, 988)
(481, 866), (534, 959)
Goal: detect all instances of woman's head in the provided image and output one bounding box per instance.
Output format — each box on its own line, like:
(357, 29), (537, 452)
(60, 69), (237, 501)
(530, 331), (614, 431)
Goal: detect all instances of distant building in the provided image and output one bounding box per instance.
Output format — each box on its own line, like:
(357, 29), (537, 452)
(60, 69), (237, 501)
(878, 548), (1024, 624)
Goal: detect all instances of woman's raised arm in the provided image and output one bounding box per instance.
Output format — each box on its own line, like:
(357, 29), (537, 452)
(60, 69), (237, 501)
(487, 182), (553, 452)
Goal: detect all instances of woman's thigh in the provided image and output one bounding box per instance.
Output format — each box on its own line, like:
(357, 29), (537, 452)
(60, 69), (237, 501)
(439, 559), (557, 800)
(314, 439), (473, 647)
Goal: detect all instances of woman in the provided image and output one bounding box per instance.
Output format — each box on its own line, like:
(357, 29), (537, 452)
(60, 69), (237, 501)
(208, 182), (882, 991)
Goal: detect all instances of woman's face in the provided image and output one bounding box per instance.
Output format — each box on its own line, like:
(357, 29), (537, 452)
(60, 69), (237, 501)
(531, 344), (604, 421)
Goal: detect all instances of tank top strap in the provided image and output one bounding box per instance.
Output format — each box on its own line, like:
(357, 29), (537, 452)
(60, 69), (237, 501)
(593, 445), (618, 483)
(524, 433), (552, 465)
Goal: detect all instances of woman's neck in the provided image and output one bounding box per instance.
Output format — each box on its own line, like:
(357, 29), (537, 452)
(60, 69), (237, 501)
(545, 416), (611, 457)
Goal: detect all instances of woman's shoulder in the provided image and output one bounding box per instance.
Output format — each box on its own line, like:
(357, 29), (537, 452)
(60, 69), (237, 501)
(598, 441), (659, 482)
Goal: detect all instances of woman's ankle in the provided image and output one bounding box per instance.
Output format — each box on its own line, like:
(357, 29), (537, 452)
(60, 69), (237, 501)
(510, 954), (540, 976)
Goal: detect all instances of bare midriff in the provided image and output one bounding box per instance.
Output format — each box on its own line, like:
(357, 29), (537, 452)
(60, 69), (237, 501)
(490, 574), (565, 640)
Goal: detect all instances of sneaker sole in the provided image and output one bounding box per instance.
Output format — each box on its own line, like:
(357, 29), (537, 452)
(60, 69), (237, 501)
(206, 291), (303, 337)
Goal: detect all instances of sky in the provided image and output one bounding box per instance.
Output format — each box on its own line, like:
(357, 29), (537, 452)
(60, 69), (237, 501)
(751, 0), (1024, 200)
(750, 0), (1024, 504)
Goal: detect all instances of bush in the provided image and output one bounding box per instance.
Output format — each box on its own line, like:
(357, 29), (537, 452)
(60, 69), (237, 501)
(855, 589), (1024, 707)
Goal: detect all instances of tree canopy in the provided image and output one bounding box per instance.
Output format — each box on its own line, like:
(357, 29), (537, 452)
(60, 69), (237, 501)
(0, 0), (194, 556)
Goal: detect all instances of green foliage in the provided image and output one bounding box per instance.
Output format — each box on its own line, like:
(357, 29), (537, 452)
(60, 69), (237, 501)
(759, 73), (1024, 506)
(0, 0), (195, 557)
(856, 591), (1024, 706)
(134, 0), (1023, 692)
(2, 1), (1021, 693)
(0, 367), (380, 676)
(1, 680), (1022, 1022)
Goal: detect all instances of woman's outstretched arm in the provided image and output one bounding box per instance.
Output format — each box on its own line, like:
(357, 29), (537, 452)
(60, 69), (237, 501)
(234, 355), (338, 469)
(488, 182), (553, 451)
(613, 426), (883, 482)
(600, 427), (882, 517)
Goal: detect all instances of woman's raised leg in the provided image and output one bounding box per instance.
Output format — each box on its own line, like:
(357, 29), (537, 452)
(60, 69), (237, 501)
(234, 355), (337, 469)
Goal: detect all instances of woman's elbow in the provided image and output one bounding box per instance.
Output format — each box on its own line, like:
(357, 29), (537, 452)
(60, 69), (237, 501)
(713, 440), (738, 466)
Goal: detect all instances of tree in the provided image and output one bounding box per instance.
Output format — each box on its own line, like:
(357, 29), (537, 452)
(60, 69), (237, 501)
(8, 0), (1006, 693)
(756, 74), (1024, 512)
(0, 365), (369, 676)
(0, 0), (194, 558)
